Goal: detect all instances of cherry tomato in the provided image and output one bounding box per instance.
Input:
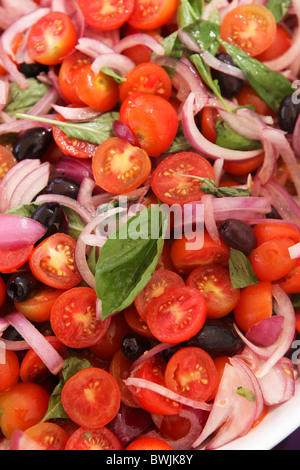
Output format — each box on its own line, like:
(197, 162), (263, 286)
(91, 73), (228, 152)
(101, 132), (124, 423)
(279, 259), (300, 294)
(65, 426), (122, 450)
(124, 305), (155, 338)
(223, 153), (264, 176)
(126, 437), (173, 450)
(109, 349), (139, 408)
(152, 414), (191, 440)
(0, 33), (24, 76)
(199, 107), (218, 143)
(120, 62), (172, 102)
(24, 423), (69, 450)
(0, 382), (49, 438)
(50, 287), (111, 348)
(170, 230), (230, 274)
(14, 286), (66, 323)
(0, 145), (17, 181)
(155, 242), (176, 271)
(0, 245), (34, 274)
(74, 65), (119, 112)
(0, 275), (6, 308)
(252, 222), (300, 246)
(27, 12), (77, 65)
(61, 367), (121, 428)
(0, 351), (20, 394)
(209, 356), (230, 401)
(234, 281), (272, 332)
(131, 355), (181, 415)
(295, 308), (300, 335)
(164, 347), (218, 402)
(134, 269), (185, 322)
(220, 4), (276, 57)
(186, 264), (240, 319)
(255, 25), (292, 62)
(119, 92), (178, 157)
(128, 0), (179, 30)
(90, 312), (131, 360)
(147, 286), (207, 343)
(151, 151), (215, 205)
(29, 233), (82, 290)
(236, 86), (275, 116)
(78, 0), (135, 31)
(122, 26), (162, 64)
(248, 238), (297, 282)
(92, 137), (151, 194)
(58, 51), (92, 104)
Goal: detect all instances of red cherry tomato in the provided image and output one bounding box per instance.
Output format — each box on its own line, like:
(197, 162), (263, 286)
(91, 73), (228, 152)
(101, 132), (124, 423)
(90, 312), (131, 360)
(0, 145), (17, 181)
(209, 356), (230, 401)
(58, 51), (92, 104)
(109, 349), (139, 408)
(234, 281), (272, 332)
(119, 92), (178, 157)
(61, 367), (121, 428)
(146, 286), (207, 343)
(199, 107), (218, 143)
(220, 4), (276, 57)
(252, 222), (300, 246)
(128, 0), (179, 30)
(50, 287), (111, 348)
(151, 151), (215, 205)
(122, 27), (162, 64)
(24, 423), (69, 450)
(236, 86), (275, 116)
(124, 305), (155, 339)
(14, 286), (66, 323)
(126, 437), (173, 450)
(0, 351), (20, 394)
(186, 264), (240, 319)
(279, 259), (300, 294)
(29, 233), (82, 290)
(0, 244), (34, 274)
(27, 12), (77, 65)
(152, 413), (192, 440)
(255, 25), (292, 62)
(164, 347), (218, 402)
(65, 426), (122, 450)
(78, 0), (135, 31)
(92, 137), (151, 194)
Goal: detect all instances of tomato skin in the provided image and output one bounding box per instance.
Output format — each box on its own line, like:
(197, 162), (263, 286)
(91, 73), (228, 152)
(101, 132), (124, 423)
(234, 281), (272, 332)
(209, 356), (230, 401)
(14, 286), (66, 323)
(0, 275), (6, 308)
(223, 153), (264, 176)
(78, 0), (135, 31)
(248, 238), (297, 282)
(236, 86), (275, 116)
(151, 151), (215, 205)
(0, 245), (34, 274)
(126, 437), (173, 450)
(65, 426), (122, 450)
(58, 52), (92, 104)
(29, 233), (82, 290)
(220, 4), (276, 57)
(255, 26), (292, 62)
(92, 137), (152, 194)
(146, 286), (207, 344)
(124, 305), (155, 338)
(90, 312), (131, 360)
(61, 367), (121, 428)
(186, 264), (240, 319)
(119, 92), (178, 157)
(0, 145), (17, 181)
(0, 382), (49, 439)
(199, 107), (218, 143)
(128, 0), (179, 30)
(0, 351), (20, 394)
(27, 12), (77, 65)
(252, 222), (300, 246)
(279, 258), (300, 294)
(109, 349), (139, 408)
(24, 423), (69, 450)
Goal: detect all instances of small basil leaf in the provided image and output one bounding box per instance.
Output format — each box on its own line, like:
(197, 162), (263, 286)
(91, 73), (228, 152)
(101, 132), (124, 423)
(229, 248), (258, 289)
(236, 387), (256, 402)
(178, 175), (252, 198)
(4, 78), (50, 117)
(266, 0), (291, 22)
(215, 119), (263, 151)
(101, 67), (127, 83)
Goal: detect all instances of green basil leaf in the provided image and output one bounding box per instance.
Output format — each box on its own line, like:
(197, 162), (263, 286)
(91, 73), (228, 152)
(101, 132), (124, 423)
(4, 78), (50, 117)
(184, 19), (220, 55)
(236, 387), (256, 402)
(215, 119), (263, 151)
(229, 248), (258, 289)
(95, 206), (168, 320)
(177, 0), (202, 28)
(166, 123), (192, 153)
(6, 202), (41, 218)
(266, 0), (291, 22)
(101, 67), (127, 83)
(178, 175), (252, 197)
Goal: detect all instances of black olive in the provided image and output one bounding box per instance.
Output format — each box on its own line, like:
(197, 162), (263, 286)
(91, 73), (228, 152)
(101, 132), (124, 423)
(211, 53), (243, 99)
(266, 206), (281, 219)
(121, 333), (152, 361)
(6, 274), (36, 303)
(278, 94), (300, 133)
(218, 218), (257, 255)
(32, 202), (68, 238)
(43, 177), (80, 200)
(19, 62), (49, 78)
(13, 127), (53, 161)
(1, 325), (24, 342)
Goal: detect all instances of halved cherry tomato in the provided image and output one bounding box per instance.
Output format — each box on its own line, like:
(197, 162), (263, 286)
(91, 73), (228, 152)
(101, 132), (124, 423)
(29, 233), (82, 290)
(0, 33), (24, 76)
(152, 413), (192, 440)
(65, 426), (122, 450)
(122, 26), (162, 64)
(109, 349), (139, 408)
(220, 4), (276, 57)
(53, 110), (99, 159)
(130, 355), (181, 415)
(119, 92), (178, 157)
(0, 145), (17, 181)
(279, 258), (300, 294)
(128, 0), (179, 29)
(0, 245), (34, 274)
(0, 351), (20, 394)
(248, 238), (297, 281)
(92, 137), (151, 194)
(255, 25), (292, 62)
(123, 305), (155, 338)
(170, 230), (230, 274)
(0, 275), (6, 308)
(164, 347), (218, 402)
(223, 153), (265, 176)
(134, 269), (185, 322)
(24, 423), (69, 450)
(58, 51), (92, 104)
(14, 285), (66, 322)
(90, 312), (131, 360)
(234, 280), (272, 332)
(74, 64), (119, 112)
(252, 222), (300, 246)
(151, 151), (215, 205)
(126, 437), (173, 450)
(78, 0), (135, 31)
(186, 264), (240, 319)
(27, 12), (77, 65)
(61, 367), (121, 428)
(120, 62), (172, 102)
(50, 287), (111, 348)
(199, 107), (218, 143)
(236, 86), (275, 116)
(146, 286), (207, 343)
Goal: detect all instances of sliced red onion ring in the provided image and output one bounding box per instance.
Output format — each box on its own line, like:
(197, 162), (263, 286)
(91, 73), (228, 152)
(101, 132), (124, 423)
(108, 404), (152, 447)
(130, 342), (174, 370)
(9, 161), (50, 209)
(10, 429), (44, 450)
(77, 177), (97, 214)
(51, 104), (101, 122)
(257, 357), (295, 406)
(0, 77), (9, 111)
(112, 120), (135, 144)
(75, 37), (115, 59)
(0, 214), (46, 250)
(114, 33), (164, 56)
(293, 113), (300, 158)
(260, 181), (300, 227)
(202, 194), (220, 245)
(36, 194), (94, 224)
(246, 316), (284, 347)
(91, 53), (135, 77)
(55, 156), (94, 183)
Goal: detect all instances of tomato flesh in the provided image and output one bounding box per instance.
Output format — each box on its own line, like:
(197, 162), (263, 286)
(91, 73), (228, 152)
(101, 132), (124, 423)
(14, 286), (66, 323)
(0, 145), (17, 181)
(65, 426), (122, 450)
(25, 423), (69, 450)
(128, 0), (179, 30)
(78, 0), (135, 31)
(126, 437), (173, 450)
(0, 245), (34, 274)
(58, 51), (92, 104)
(0, 351), (20, 394)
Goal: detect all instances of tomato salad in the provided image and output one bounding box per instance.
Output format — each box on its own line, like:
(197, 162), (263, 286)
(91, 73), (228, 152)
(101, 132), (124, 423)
(0, 0), (300, 451)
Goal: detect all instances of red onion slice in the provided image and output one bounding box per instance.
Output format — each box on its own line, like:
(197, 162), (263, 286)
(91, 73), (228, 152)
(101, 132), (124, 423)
(112, 120), (135, 144)
(55, 156), (94, 183)
(77, 177), (97, 214)
(114, 33), (164, 56)
(257, 357), (295, 406)
(0, 214), (46, 250)
(108, 404), (152, 447)
(75, 37), (115, 59)
(9, 161), (50, 209)
(91, 53), (135, 77)
(36, 194), (94, 224)
(10, 429), (44, 450)
(246, 316), (285, 347)
(51, 104), (101, 122)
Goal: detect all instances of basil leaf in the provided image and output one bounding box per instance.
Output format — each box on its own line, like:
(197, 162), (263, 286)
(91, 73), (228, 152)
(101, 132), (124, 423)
(95, 206), (168, 320)
(6, 202), (41, 218)
(178, 175), (252, 197)
(229, 248), (258, 289)
(16, 111), (119, 146)
(166, 123), (192, 153)
(184, 19), (220, 55)
(266, 0), (291, 22)
(236, 387), (256, 402)
(215, 119), (263, 151)
(177, 0), (202, 28)
(101, 67), (126, 83)
(219, 40), (294, 113)
(4, 78), (50, 117)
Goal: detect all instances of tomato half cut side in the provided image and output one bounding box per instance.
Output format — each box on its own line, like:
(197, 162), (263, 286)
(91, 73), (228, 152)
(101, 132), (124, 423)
(164, 347), (218, 402)
(128, 0), (179, 30)
(58, 51), (92, 104)
(61, 367), (121, 428)
(92, 137), (151, 194)
(50, 287), (111, 348)
(29, 233), (82, 290)
(0, 145), (17, 181)
(146, 286), (207, 343)
(0, 245), (34, 274)
(151, 151), (215, 205)
(65, 426), (122, 450)
(109, 349), (140, 408)
(14, 286), (66, 322)
(255, 25), (292, 62)
(24, 423), (69, 450)
(78, 0), (135, 31)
